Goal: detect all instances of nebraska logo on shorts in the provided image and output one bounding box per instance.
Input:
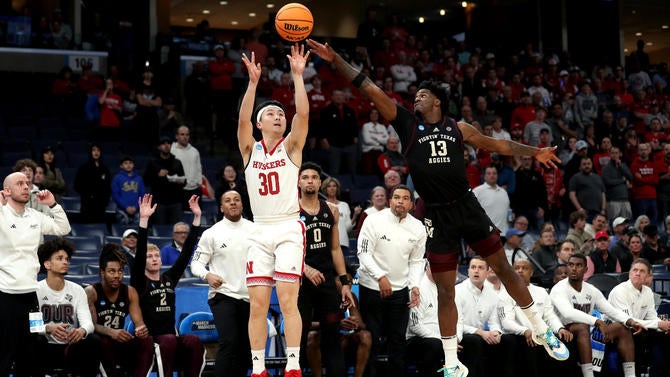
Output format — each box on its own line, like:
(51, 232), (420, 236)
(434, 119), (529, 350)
(246, 261), (254, 274)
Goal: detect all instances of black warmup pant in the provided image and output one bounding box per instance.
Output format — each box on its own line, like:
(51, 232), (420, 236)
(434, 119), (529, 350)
(406, 336), (443, 377)
(359, 286), (410, 377)
(209, 293), (251, 377)
(0, 291), (41, 377)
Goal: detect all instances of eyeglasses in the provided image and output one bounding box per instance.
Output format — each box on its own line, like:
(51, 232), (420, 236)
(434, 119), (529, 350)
(515, 222), (528, 226)
(174, 231), (188, 234)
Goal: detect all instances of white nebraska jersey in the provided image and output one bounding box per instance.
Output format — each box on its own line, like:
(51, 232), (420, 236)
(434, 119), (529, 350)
(245, 138), (300, 223)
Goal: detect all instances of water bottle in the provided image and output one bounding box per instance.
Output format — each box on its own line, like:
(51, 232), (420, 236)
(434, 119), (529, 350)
(29, 312), (45, 333)
(507, 209), (514, 223)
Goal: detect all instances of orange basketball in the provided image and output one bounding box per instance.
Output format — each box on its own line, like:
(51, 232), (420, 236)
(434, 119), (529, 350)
(274, 3), (314, 42)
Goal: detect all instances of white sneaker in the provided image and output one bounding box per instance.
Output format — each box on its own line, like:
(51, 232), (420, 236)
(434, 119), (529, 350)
(533, 328), (569, 361)
(438, 362), (468, 377)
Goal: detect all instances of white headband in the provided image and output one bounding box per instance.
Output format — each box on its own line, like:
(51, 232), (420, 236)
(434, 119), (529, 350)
(256, 105), (284, 123)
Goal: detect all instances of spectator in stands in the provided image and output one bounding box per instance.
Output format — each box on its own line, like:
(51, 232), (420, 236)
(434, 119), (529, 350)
(39, 145), (66, 204)
(575, 82), (598, 130)
(585, 230), (621, 280)
(319, 89), (359, 175)
(191, 190), (255, 377)
(74, 143), (112, 223)
(13, 158), (50, 214)
(489, 153), (516, 195)
(608, 258), (670, 377)
(135, 70), (162, 148)
(660, 215), (670, 251)
(641, 224), (670, 266)
(389, 51), (417, 94)
(523, 107), (552, 147)
(491, 115), (510, 140)
(132, 194), (205, 377)
(322, 177), (361, 255)
(171, 125), (203, 209)
(656, 144), (670, 227)
(455, 256), (503, 377)
(184, 61), (211, 134)
(406, 263), (445, 377)
(611, 226), (635, 273)
(121, 229), (138, 270)
(537, 160), (565, 227)
(36, 237), (100, 376)
(565, 211), (594, 254)
(503, 228), (527, 265)
(97, 78), (123, 141)
(84, 244), (154, 377)
(568, 157), (606, 220)
(377, 137), (408, 182)
(157, 97), (185, 139)
(383, 170), (402, 198)
(271, 72), (295, 120)
(472, 96), (494, 127)
(112, 155), (145, 225)
(547, 240), (577, 280)
(601, 146), (633, 221)
(512, 216), (537, 254)
(549, 254), (644, 377)
(209, 44), (236, 143)
(144, 136), (186, 225)
(214, 163), (252, 221)
(360, 108), (389, 175)
(357, 184), (424, 377)
(532, 229), (558, 279)
(546, 102), (578, 143)
(474, 165), (511, 235)
(510, 92), (536, 133)
(633, 214), (651, 238)
(34, 165), (46, 187)
(584, 213), (609, 242)
(0, 172), (71, 377)
(513, 156), (547, 231)
(631, 142), (660, 223)
(159, 222), (192, 266)
(498, 259), (572, 377)
(464, 149), (482, 189)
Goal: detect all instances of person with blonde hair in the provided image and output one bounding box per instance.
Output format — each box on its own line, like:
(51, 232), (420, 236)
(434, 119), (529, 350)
(321, 176), (361, 254)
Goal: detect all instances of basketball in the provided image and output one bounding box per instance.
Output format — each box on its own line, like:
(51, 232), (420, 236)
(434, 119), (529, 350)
(274, 3), (313, 42)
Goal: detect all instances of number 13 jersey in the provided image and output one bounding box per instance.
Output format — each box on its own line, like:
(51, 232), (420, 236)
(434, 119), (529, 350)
(245, 138), (300, 223)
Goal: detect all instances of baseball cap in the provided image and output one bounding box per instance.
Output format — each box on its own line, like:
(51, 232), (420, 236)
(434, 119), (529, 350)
(159, 135), (172, 144)
(213, 44), (224, 51)
(612, 217), (628, 228)
(120, 155), (134, 164)
(122, 229), (138, 239)
(595, 230), (609, 240)
(575, 140), (588, 150)
(505, 228), (526, 239)
(485, 53), (495, 60)
(559, 70), (569, 76)
(643, 224), (658, 237)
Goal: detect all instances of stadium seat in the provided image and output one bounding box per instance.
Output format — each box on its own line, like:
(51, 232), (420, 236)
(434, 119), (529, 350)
(70, 223), (108, 243)
(177, 312), (218, 342)
(200, 198), (219, 225)
(67, 236), (102, 251)
(61, 196), (81, 212)
(586, 273), (620, 297)
(152, 224), (174, 237)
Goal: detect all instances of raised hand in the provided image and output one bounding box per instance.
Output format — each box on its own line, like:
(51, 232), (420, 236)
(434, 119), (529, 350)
(188, 195), (202, 217)
(535, 146), (561, 170)
(241, 52), (261, 84)
(287, 43), (310, 75)
(35, 189), (56, 206)
(138, 194), (157, 219)
(306, 39), (335, 62)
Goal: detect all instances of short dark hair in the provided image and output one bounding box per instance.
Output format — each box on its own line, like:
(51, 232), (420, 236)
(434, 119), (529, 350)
(13, 158), (37, 174)
(469, 255), (489, 268)
(389, 184), (413, 198)
(38, 237), (75, 274)
(99, 243), (128, 271)
(631, 258), (651, 273)
(252, 100), (285, 123)
(418, 80), (448, 114)
(569, 210), (586, 226)
(300, 162), (322, 176)
(569, 253), (587, 265)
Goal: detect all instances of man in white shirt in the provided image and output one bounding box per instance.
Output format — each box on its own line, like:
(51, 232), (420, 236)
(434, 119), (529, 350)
(406, 264), (447, 377)
(473, 166), (511, 234)
(550, 254), (645, 377)
(503, 228), (528, 265)
(608, 258), (670, 377)
(498, 259), (572, 377)
(171, 125), (203, 209)
(0, 172), (71, 376)
(36, 237), (100, 376)
(357, 184), (425, 377)
(191, 190), (255, 377)
(455, 256), (502, 377)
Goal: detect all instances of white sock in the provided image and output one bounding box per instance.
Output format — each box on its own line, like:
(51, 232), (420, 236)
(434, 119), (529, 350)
(285, 346), (301, 371)
(251, 349), (265, 374)
(441, 336), (459, 367)
(622, 362), (636, 377)
(520, 301), (547, 334)
(579, 363), (594, 377)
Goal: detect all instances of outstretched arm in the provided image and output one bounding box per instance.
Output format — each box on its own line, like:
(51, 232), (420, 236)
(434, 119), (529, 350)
(307, 39), (397, 121)
(458, 122), (561, 169)
(239, 52), (261, 165)
(285, 43), (311, 158)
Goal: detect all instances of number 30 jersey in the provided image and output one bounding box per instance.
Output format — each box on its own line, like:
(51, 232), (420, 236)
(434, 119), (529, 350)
(245, 138), (300, 223)
(392, 105), (469, 203)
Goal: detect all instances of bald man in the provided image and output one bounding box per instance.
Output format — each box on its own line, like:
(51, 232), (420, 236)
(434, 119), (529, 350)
(0, 172), (71, 376)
